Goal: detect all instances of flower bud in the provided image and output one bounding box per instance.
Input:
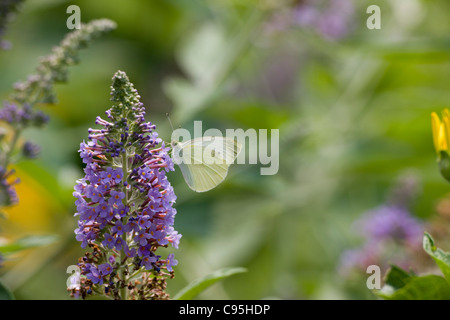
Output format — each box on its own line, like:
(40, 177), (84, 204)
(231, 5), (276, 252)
(438, 150), (450, 182)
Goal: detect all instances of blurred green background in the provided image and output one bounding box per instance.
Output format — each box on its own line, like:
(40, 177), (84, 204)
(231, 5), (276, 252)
(1, 0), (450, 300)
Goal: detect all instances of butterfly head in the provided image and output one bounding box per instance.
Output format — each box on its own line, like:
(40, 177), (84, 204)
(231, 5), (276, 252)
(171, 140), (180, 148)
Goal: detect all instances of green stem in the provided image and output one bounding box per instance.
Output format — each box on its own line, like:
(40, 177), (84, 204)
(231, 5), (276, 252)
(3, 128), (21, 169)
(119, 151), (129, 300)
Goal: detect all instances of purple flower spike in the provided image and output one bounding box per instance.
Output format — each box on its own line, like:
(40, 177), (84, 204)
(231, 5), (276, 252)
(71, 71), (180, 300)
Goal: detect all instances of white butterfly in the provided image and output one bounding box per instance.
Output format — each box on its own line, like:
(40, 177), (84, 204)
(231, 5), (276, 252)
(171, 136), (242, 192)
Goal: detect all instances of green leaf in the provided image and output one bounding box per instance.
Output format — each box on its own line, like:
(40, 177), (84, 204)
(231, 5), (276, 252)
(163, 77), (210, 120)
(383, 265), (414, 290)
(375, 275), (450, 300)
(165, 10), (264, 123)
(374, 265), (413, 299)
(0, 279), (14, 300)
(177, 23), (228, 83)
(173, 267), (247, 300)
(423, 232), (450, 284)
(0, 235), (58, 255)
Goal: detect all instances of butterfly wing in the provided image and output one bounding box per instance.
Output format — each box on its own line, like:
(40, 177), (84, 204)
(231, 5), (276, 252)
(192, 136), (242, 165)
(179, 158), (229, 192)
(173, 137), (241, 192)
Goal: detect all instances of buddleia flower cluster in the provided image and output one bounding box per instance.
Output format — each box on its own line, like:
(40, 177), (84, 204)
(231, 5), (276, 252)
(0, 19), (116, 207)
(69, 71), (181, 300)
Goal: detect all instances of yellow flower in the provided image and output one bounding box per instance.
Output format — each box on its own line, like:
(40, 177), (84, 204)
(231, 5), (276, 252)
(431, 109), (450, 182)
(431, 109), (450, 156)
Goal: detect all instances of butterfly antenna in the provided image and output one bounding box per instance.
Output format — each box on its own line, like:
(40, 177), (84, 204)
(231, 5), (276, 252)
(165, 112), (174, 132)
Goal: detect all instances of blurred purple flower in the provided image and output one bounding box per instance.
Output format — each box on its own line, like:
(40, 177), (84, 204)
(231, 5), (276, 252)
(339, 205), (424, 276)
(355, 205), (423, 248)
(267, 0), (356, 40)
(1, 20), (115, 211)
(22, 141), (40, 159)
(0, 166), (19, 206)
(338, 245), (377, 276)
(293, 0), (355, 40)
(0, 102), (49, 128)
(338, 171), (425, 276)
(0, 40), (11, 50)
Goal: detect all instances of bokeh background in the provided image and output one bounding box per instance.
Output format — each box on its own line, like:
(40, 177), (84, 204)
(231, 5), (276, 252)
(1, 0), (450, 300)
